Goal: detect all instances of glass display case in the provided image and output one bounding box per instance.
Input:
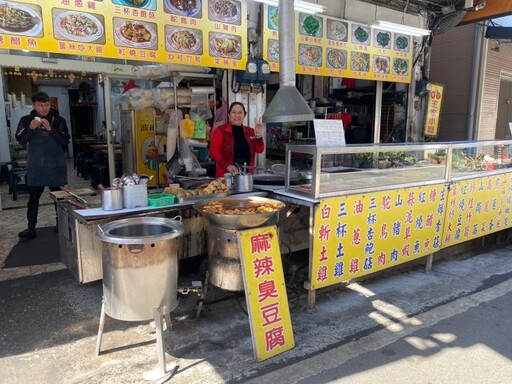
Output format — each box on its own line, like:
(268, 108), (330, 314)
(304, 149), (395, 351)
(284, 140), (512, 200)
(449, 140), (512, 181)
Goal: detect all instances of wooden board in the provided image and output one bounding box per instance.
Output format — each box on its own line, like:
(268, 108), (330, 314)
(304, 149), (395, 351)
(50, 188), (97, 201)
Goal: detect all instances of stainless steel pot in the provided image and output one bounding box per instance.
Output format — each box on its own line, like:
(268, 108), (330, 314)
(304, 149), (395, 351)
(234, 173), (253, 192)
(101, 188), (123, 211)
(96, 217), (184, 321)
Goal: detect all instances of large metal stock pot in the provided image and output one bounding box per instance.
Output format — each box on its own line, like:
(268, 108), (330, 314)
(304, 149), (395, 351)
(193, 196), (285, 291)
(96, 217), (184, 321)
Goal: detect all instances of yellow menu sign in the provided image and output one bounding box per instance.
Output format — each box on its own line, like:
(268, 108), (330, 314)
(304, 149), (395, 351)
(0, 0), (247, 70)
(311, 184), (447, 289)
(442, 174), (512, 247)
(262, 5), (413, 83)
(238, 226), (295, 361)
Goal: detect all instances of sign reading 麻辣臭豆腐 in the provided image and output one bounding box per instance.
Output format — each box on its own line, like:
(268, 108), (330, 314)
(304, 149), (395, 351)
(238, 225), (294, 361)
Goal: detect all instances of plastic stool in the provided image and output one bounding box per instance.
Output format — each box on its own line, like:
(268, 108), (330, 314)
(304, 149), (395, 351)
(9, 168), (28, 200)
(0, 161), (19, 184)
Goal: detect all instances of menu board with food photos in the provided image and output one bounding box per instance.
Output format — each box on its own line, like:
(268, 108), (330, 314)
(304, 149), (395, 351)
(262, 5), (413, 83)
(0, 0), (247, 70)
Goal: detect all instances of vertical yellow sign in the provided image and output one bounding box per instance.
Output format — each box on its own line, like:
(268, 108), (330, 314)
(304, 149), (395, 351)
(134, 108), (163, 187)
(424, 83), (444, 137)
(238, 226), (295, 361)
(311, 184), (448, 289)
(442, 174), (512, 247)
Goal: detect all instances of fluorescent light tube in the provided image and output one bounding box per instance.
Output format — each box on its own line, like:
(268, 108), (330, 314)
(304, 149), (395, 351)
(252, 0), (325, 14)
(373, 20), (431, 37)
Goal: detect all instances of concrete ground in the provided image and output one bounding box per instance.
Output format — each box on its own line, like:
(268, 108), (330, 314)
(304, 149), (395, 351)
(1, 160), (512, 383)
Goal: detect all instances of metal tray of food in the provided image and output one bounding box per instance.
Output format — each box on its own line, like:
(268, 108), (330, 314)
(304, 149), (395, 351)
(176, 191), (229, 204)
(192, 196), (285, 229)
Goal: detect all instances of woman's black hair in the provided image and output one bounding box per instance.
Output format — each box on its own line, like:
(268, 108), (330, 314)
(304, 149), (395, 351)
(228, 101), (246, 114)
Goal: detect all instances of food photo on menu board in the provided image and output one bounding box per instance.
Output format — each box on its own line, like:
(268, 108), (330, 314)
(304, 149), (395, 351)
(52, 8), (106, 44)
(373, 29), (391, 49)
(394, 34), (410, 52)
(208, 0), (242, 25)
(165, 25), (203, 55)
(298, 44), (322, 67)
(373, 55), (390, 74)
(111, 0), (157, 10)
(393, 57), (409, 76)
(0, 1), (44, 37)
(351, 24), (370, 46)
(350, 51), (370, 72)
(299, 13), (323, 37)
(113, 17), (158, 50)
(208, 31), (241, 59)
(267, 5), (278, 30)
(267, 39), (279, 62)
(326, 48), (347, 69)
(164, 0), (202, 18)
(326, 19), (348, 42)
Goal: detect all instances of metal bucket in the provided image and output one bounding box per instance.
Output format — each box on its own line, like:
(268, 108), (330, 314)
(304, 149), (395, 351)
(101, 188), (123, 211)
(234, 174), (253, 192)
(96, 217), (184, 321)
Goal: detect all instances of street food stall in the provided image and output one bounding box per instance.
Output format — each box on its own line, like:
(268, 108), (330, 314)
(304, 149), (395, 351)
(270, 139), (512, 308)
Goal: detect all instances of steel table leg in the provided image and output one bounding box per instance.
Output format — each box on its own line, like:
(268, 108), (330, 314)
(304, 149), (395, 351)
(95, 298), (106, 356)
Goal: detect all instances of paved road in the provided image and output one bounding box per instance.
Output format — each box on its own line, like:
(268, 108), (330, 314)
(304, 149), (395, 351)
(1, 245), (512, 383)
(248, 271), (512, 384)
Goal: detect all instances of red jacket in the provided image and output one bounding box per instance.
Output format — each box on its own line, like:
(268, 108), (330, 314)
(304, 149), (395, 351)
(210, 122), (265, 177)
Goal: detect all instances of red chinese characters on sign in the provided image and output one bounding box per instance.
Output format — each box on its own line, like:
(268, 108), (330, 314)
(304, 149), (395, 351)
(424, 83), (444, 137)
(248, 232), (286, 353)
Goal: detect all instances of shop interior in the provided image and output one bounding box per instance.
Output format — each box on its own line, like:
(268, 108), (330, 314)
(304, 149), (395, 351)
(3, 64), (410, 186)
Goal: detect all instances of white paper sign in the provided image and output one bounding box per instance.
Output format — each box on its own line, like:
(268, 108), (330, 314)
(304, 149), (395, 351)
(313, 119), (346, 147)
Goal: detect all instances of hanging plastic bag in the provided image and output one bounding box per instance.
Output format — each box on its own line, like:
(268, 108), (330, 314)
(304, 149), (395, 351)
(180, 114), (195, 138)
(193, 120), (206, 139)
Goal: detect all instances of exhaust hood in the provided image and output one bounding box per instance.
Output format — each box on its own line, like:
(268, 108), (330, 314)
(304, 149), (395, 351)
(262, 0), (314, 124)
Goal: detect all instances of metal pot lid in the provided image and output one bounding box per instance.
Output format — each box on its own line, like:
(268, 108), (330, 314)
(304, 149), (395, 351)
(96, 217), (184, 244)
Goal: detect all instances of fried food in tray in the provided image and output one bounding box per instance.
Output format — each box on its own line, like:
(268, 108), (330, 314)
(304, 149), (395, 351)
(170, 180), (229, 203)
(200, 199), (283, 215)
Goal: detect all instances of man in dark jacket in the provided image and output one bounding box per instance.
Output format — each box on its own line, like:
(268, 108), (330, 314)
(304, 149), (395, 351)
(15, 92), (70, 240)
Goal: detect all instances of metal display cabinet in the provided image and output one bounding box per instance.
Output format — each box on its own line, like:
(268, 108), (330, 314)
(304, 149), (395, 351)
(279, 140), (512, 309)
(284, 140), (512, 201)
(283, 142), (452, 200)
(449, 140), (512, 181)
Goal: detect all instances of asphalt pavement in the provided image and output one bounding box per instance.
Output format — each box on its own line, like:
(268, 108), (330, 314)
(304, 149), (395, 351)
(1, 238), (512, 384)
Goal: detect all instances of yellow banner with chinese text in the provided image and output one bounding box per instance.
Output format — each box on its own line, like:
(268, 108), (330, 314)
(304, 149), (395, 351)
(262, 5), (413, 83)
(0, 0), (247, 70)
(238, 225), (295, 361)
(442, 174), (512, 247)
(311, 184), (447, 289)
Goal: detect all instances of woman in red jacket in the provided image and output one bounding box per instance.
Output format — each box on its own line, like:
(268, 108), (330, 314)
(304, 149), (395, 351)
(210, 102), (265, 177)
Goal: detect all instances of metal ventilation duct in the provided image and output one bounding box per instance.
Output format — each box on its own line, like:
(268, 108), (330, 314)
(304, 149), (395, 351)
(262, 0), (314, 123)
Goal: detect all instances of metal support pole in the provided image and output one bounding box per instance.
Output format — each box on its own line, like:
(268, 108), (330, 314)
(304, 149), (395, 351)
(143, 307), (178, 383)
(425, 254), (433, 272)
(95, 299), (106, 356)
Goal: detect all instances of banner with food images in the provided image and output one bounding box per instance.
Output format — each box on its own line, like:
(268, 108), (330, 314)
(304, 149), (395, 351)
(0, 0), (247, 70)
(262, 5), (413, 83)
